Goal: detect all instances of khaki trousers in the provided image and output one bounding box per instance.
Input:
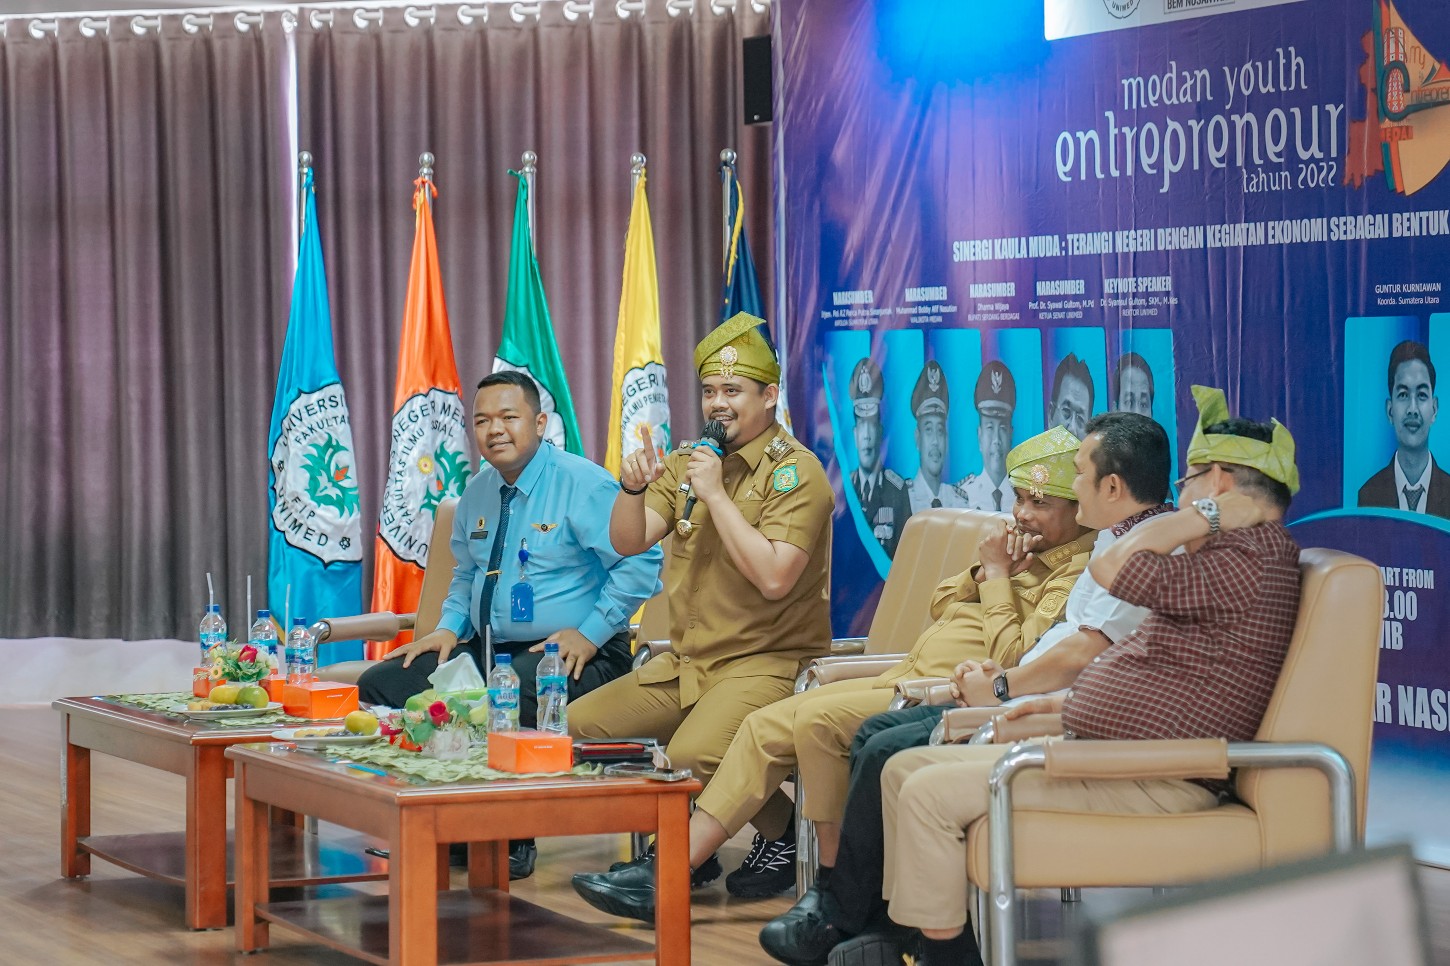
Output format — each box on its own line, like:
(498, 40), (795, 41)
(569, 667), (800, 838)
(881, 743), (1219, 931)
(694, 678), (895, 836)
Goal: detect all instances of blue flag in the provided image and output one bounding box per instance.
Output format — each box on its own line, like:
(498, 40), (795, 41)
(267, 169), (364, 663)
(721, 167), (790, 428)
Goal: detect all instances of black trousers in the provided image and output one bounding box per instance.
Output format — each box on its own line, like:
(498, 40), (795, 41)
(823, 704), (948, 933)
(357, 630), (634, 729)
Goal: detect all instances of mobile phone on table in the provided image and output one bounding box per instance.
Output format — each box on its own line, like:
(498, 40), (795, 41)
(603, 762), (694, 782)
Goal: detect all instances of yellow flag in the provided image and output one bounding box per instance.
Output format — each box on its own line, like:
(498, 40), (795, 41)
(605, 171), (670, 476)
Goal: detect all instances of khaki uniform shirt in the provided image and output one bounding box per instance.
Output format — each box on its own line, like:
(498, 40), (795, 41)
(641, 422), (833, 705)
(875, 531), (1097, 686)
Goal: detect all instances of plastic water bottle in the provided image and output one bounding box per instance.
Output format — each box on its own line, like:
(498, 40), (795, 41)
(286, 619), (315, 686)
(199, 604), (227, 668)
(487, 654), (521, 733)
(536, 642), (569, 735)
(248, 610), (279, 675)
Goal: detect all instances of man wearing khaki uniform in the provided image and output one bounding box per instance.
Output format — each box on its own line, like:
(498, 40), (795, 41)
(574, 426), (1095, 922)
(569, 311), (833, 912)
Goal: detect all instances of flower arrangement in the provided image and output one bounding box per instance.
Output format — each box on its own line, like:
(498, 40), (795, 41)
(209, 642), (279, 684)
(380, 695), (486, 758)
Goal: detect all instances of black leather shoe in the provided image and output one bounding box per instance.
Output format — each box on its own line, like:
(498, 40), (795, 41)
(758, 885), (844, 966)
(509, 839), (537, 880)
(572, 860), (657, 923)
(609, 845), (722, 889)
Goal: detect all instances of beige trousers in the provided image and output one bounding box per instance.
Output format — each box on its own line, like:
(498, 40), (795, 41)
(881, 743), (1219, 931)
(694, 678), (896, 836)
(569, 667), (800, 838)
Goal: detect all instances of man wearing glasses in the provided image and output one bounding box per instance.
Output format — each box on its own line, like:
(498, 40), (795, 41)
(822, 386), (1303, 966)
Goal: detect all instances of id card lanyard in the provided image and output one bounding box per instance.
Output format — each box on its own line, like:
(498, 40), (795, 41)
(510, 540), (534, 623)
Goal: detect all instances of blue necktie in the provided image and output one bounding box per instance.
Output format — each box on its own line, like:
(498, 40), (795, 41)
(480, 484), (517, 630)
(1404, 484), (1425, 513)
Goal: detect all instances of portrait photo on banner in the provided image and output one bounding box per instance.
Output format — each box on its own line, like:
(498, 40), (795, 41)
(1343, 315), (1450, 526)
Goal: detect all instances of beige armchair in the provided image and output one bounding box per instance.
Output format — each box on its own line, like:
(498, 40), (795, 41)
(790, 508), (1008, 890)
(314, 498), (459, 685)
(942, 548), (1381, 966)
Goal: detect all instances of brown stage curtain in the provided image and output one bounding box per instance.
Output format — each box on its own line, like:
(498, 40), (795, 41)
(295, 0), (771, 598)
(0, 15), (294, 639)
(1, 2), (771, 639)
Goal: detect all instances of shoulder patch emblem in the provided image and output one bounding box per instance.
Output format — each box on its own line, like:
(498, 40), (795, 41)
(765, 435), (792, 462)
(1037, 589), (1069, 617)
(772, 464), (800, 493)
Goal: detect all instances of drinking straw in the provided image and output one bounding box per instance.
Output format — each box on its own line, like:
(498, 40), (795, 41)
(206, 572), (215, 608)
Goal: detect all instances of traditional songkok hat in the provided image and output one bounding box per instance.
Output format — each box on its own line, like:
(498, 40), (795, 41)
(1184, 385), (1300, 495)
(1006, 425), (1080, 500)
(695, 311), (780, 384)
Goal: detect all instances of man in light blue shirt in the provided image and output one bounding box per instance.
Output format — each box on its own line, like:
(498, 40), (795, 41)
(359, 369), (662, 724)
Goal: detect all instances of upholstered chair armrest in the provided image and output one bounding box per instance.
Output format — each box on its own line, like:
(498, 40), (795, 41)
(893, 677), (953, 702)
(830, 636), (869, 655)
(313, 612), (415, 643)
(983, 712), (1065, 744)
(631, 639), (673, 670)
(1040, 738), (1230, 782)
(796, 655), (907, 691)
(889, 677), (956, 711)
(937, 707), (1001, 744)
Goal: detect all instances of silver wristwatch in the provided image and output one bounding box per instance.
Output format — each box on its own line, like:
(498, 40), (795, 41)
(1192, 497), (1220, 535)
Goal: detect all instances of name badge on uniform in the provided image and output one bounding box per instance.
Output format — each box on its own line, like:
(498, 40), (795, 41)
(470, 516), (488, 540)
(510, 540), (534, 622)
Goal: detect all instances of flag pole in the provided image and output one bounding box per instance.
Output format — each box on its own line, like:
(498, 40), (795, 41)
(521, 150), (538, 242)
(720, 147), (736, 272)
(296, 151), (312, 251)
(630, 152), (646, 199)
(417, 151), (435, 206)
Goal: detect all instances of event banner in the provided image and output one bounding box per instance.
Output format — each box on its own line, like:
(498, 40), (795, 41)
(777, 0), (1450, 857)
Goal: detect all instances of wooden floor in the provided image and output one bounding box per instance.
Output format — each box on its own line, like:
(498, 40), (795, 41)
(3, 703), (1450, 965)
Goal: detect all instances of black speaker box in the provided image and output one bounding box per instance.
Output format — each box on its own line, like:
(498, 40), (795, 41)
(743, 34), (772, 125)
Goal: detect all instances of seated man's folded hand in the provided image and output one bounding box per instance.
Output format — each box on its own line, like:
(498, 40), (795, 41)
(952, 659), (1002, 707)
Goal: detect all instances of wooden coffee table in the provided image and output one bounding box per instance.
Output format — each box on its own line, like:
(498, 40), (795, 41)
(228, 742), (700, 965)
(55, 695), (387, 929)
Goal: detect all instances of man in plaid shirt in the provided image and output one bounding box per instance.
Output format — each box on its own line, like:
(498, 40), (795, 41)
(815, 387), (1302, 966)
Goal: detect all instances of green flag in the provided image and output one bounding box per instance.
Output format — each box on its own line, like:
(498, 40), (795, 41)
(492, 171), (584, 456)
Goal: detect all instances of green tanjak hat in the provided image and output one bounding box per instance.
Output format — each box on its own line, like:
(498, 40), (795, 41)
(1006, 426), (1080, 500)
(695, 311), (781, 384)
(1185, 385), (1301, 495)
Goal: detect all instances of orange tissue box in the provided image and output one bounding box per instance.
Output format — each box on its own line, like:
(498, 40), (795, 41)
(487, 730), (574, 774)
(282, 680), (360, 719)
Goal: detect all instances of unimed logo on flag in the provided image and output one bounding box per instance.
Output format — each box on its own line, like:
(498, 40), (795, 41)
(270, 383), (362, 563)
(378, 387), (470, 567)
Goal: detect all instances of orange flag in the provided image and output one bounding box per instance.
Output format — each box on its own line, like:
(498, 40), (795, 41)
(369, 176), (473, 656)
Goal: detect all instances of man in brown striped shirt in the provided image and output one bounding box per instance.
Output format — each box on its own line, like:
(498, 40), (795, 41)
(844, 388), (1304, 966)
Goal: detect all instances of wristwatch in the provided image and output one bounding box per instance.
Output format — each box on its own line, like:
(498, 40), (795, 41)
(992, 672), (1011, 702)
(1192, 497), (1221, 536)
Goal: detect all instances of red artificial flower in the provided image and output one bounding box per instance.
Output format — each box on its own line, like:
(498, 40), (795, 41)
(239, 644), (258, 663)
(428, 700), (450, 726)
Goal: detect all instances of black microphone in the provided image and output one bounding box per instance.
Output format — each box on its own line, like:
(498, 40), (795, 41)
(678, 420), (727, 527)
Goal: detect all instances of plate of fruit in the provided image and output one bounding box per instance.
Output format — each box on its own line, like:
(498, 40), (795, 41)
(274, 711), (381, 745)
(182, 683), (283, 718)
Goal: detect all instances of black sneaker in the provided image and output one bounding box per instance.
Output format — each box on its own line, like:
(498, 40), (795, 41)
(608, 843), (721, 889)
(725, 831), (797, 898)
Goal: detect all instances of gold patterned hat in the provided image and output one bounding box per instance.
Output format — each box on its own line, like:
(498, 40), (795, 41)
(1184, 385), (1300, 495)
(1005, 426), (1080, 501)
(695, 311), (780, 384)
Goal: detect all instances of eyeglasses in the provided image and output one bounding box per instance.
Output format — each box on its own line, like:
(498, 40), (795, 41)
(1171, 468), (1212, 495)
